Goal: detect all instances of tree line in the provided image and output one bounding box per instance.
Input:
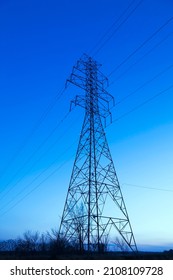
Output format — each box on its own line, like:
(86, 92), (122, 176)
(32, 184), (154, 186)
(0, 228), (129, 258)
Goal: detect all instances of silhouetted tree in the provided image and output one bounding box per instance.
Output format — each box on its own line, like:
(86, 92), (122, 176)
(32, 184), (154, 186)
(15, 231), (40, 253)
(0, 239), (17, 251)
(113, 237), (129, 252)
(47, 228), (70, 256)
(38, 233), (48, 252)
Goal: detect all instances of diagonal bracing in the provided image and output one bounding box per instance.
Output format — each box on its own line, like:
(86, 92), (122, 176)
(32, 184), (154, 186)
(59, 54), (137, 252)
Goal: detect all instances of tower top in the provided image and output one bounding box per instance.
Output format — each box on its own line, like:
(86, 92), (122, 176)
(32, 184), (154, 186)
(66, 54), (115, 126)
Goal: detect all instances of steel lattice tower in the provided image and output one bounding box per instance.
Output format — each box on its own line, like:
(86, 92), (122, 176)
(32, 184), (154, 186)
(59, 54), (137, 252)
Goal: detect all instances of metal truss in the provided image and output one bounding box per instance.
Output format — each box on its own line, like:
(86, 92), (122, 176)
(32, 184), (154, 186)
(59, 54), (137, 252)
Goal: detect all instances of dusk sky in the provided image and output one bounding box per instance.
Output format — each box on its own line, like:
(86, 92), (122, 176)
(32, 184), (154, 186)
(0, 0), (173, 251)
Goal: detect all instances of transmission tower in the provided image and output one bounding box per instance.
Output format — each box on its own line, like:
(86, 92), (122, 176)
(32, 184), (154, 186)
(59, 54), (137, 252)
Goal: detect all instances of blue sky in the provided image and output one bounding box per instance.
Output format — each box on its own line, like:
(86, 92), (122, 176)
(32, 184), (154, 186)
(0, 0), (173, 251)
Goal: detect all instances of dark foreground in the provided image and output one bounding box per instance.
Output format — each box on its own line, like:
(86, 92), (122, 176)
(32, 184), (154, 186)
(1, 250), (173, 260)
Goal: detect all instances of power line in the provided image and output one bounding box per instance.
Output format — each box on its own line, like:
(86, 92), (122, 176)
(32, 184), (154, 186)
(0, 113), (81, 214)
(0, 86), (66, 181)
(114, 63), (173, 106)
(89, 0), (137, 55)
(0, 110), (70, 199)
(108, 30), (173, 87)
(0, 155), (75, 218)
(0, 142), (77, 216)
(108, 15), (173, 77)
(0, 111), (80, 202)
(109, 84), (173, 124)
(92, 0), (143, 57)
(123, 183), (173, 193)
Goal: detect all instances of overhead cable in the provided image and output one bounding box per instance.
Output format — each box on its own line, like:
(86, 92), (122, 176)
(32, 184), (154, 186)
(108, 16), (173, 77)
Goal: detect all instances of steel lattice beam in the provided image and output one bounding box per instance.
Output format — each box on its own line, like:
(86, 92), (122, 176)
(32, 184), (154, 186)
(59, 54), (137, 253)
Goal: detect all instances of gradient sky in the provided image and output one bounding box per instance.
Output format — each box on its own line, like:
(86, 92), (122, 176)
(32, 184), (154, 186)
(0, 0), (173, 251)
